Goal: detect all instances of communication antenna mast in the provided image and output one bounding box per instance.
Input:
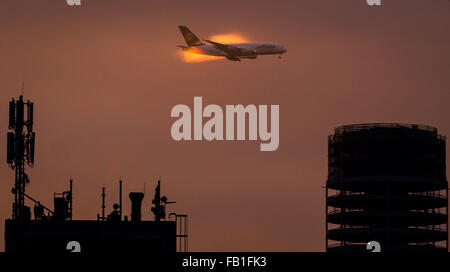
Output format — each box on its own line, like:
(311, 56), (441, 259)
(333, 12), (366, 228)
(7, 95), (35, 220)
(119, 178), (123, 220)
(151, 178), (176, 222)
(101, 186), (106, 221)
(69, 178), (73, 220)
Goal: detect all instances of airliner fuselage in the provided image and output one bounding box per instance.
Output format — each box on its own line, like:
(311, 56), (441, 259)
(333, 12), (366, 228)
(185, 42), (286, 58)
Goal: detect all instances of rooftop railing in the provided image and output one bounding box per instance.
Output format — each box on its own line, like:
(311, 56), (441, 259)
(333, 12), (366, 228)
(329, 123), (447, 141)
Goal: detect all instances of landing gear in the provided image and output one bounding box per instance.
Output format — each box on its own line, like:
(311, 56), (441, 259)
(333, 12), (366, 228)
(278, 54), (282, 59)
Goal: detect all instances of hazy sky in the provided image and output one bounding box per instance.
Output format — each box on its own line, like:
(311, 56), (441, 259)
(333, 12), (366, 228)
(0, 0), (449, 251)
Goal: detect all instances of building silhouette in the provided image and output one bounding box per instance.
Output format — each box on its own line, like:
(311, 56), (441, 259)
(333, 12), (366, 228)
(326, 123), (448, 252)
(5, 96), (188, 253)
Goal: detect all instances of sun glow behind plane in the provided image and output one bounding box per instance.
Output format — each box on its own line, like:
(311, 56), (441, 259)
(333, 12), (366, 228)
(179, 33), (248, 63)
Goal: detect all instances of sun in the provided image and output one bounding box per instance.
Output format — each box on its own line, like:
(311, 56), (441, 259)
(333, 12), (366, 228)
(179, 33), (248, 63)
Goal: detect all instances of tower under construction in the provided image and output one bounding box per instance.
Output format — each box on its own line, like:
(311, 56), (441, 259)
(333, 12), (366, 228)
(326, 123), (448, 252)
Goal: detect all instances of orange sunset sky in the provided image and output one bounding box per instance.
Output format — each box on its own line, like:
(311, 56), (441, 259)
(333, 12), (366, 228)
(0, 0), (449, 251)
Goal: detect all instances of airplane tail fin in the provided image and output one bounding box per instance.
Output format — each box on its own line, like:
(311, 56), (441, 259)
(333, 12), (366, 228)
(178, 26), (204, 46)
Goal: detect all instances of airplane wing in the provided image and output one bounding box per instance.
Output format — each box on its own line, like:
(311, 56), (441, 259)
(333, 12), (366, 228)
(204, 39), (242, 61)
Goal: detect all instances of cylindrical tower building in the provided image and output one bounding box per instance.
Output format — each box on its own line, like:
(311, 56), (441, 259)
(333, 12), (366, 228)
(326, 123), (448, 252)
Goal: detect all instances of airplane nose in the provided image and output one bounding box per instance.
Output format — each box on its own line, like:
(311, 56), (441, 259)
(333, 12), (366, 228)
(281, 46), (287, 53)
